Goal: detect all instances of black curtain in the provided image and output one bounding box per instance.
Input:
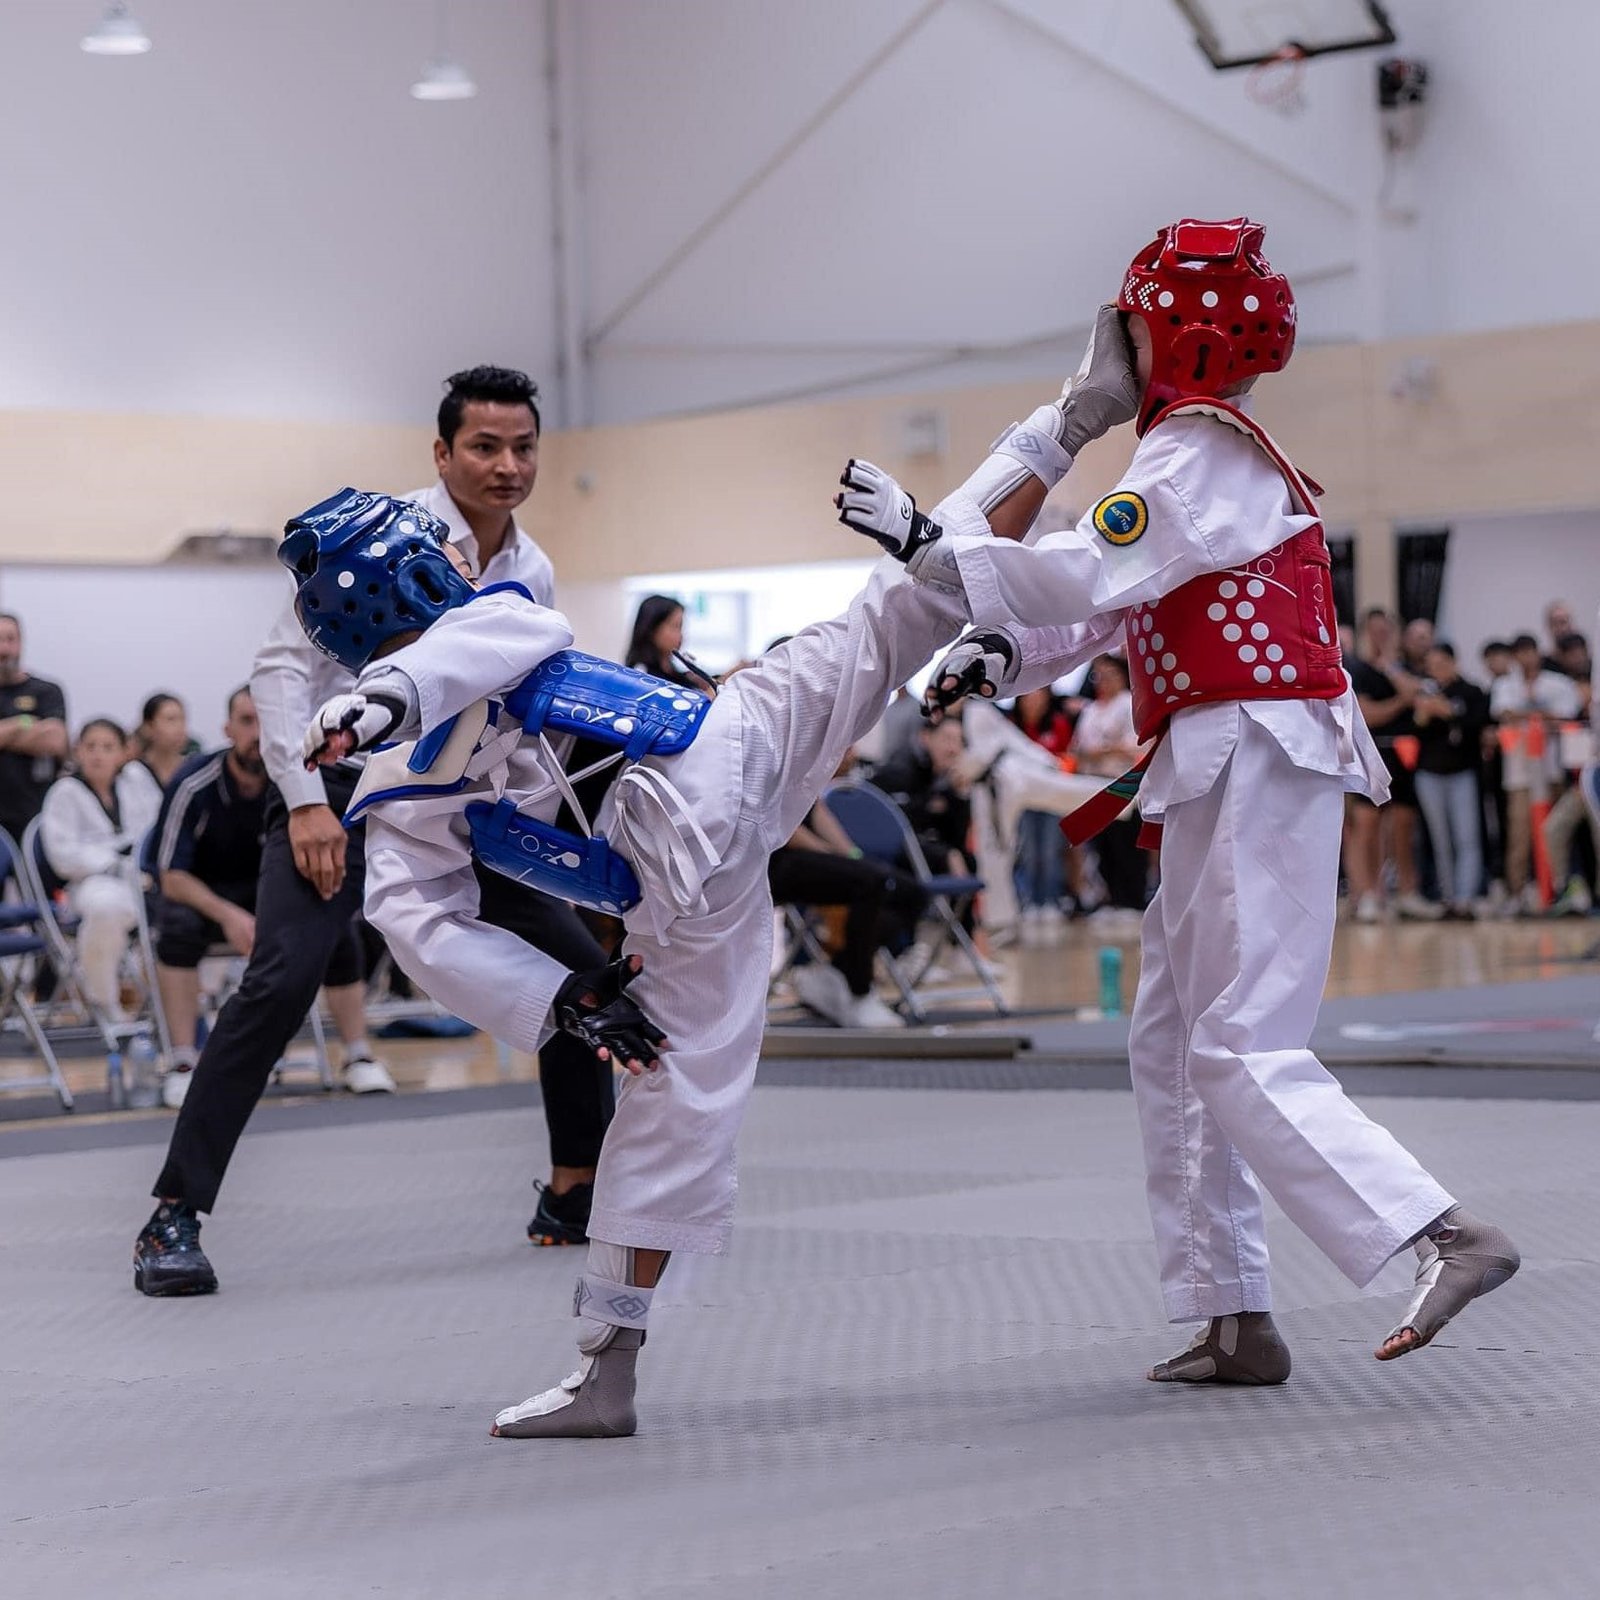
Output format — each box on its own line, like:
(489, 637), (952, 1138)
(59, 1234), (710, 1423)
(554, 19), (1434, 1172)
(1396, 527), (1451, 624)
(1325, 534), (1356, 628)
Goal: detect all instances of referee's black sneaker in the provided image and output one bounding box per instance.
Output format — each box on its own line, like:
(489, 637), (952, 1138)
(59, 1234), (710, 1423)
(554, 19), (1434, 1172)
(527, 1181), (592, 1247)
(134, 1201), (219, 1296)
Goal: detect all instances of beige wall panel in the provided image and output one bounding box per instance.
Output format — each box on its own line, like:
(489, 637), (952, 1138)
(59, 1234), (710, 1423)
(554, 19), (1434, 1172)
(1366, 322), (1600, 522)
(0, 413), (434, 564)
(4, 321), (1596, 574)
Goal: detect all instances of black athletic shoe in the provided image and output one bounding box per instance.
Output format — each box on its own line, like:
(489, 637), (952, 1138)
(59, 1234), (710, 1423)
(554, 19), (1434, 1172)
(527, 1181), (591, 1247)
(133, 1202), (219, 1297)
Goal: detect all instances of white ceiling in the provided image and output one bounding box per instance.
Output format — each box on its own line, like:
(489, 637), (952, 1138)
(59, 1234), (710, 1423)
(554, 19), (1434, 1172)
(2, 0), (1595, 429)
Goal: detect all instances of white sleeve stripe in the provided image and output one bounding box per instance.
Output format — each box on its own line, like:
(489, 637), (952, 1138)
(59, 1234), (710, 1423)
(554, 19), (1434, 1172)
(156, 756), (225, 874)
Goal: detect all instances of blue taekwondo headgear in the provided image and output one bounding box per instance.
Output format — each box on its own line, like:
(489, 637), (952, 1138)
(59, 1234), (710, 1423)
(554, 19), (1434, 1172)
(278, 488), (474, 671)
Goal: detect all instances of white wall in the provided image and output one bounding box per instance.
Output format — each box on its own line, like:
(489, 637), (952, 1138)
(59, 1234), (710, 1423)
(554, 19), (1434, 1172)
(1378, 0), (1600, 338)
(0, 0), (554, 424)
(0, 563), (291, 737)
(1435, 509), (1600, 671)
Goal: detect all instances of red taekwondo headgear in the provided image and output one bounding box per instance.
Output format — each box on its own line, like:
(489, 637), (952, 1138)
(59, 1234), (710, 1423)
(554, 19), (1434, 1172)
(1117, 217), (1296, 432)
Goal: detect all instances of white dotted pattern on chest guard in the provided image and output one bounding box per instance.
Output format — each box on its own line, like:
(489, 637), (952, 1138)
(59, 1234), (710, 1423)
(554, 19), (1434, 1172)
(1128, 542), (1307, 710)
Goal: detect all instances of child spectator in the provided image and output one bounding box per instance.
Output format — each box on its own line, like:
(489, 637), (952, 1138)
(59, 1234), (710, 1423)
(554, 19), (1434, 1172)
(40, 719), (162, 1018)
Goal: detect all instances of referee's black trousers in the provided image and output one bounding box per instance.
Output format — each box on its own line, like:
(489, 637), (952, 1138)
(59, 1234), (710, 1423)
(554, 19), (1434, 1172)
(153, 770), (614, 1213)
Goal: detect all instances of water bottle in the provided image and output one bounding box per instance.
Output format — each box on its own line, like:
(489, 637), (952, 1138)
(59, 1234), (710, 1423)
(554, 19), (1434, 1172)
(1098, 945), (1124, 1017)
(106, 1050), (127, 1111)
(126, 1033), (162, 1110)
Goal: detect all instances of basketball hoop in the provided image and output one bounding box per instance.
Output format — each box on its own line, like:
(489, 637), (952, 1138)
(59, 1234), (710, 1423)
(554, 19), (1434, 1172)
(1246, 44), (1308, 116)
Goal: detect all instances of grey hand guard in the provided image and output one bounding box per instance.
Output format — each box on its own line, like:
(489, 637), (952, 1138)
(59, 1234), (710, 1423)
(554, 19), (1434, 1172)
(554, 958), (668, 1069)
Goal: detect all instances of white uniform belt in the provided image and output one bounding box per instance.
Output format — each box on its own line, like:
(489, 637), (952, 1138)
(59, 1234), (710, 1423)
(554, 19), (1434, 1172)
(609, 764), (723, 940)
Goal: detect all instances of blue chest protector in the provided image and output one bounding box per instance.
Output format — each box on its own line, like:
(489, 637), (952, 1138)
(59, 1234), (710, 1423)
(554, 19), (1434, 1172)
(463, 651), (711, 916)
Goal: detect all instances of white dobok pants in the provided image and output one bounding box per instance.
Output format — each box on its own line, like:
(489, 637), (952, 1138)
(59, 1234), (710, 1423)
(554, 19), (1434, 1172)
(1129, 720), (1453, 1322)
(586, 565), (966, 1257)
(68, 872), (141, 1014)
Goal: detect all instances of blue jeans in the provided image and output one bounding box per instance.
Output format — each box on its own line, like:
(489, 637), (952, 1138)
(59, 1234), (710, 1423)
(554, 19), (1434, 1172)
(1414, 769), (1483, 904)
(1014, 809), (1065, 908)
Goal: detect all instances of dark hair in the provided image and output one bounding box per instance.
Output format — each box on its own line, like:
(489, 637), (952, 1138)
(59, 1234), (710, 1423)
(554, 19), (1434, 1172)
(226, 684), (253, 717)
(438, 366), (541, 446)
(140, 692), (183, 728)
(1427, 641), (1456, 659)
(625, 595), (684, 672)
(1556, 631), (1589, 653)
(1482, 639), (1510, 656)
(1093, 653), (1130, 691)
(1362, 606), (1391, 624)
(77, 717), (127, 745)
(1510, 633), (1540, 653)
(0, 611), (19, 632)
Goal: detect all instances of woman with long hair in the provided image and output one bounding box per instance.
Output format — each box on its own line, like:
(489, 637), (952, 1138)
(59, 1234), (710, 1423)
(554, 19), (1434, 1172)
(132, 693), (195, 789)
(624, 595), (696, 687)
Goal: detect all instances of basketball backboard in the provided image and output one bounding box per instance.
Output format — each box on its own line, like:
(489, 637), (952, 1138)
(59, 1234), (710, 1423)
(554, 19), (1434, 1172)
(1171, 0), (1396, 69)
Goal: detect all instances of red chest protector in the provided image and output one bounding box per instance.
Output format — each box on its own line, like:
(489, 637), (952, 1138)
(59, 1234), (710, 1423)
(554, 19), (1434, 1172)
(1125, 399), (1345, 744)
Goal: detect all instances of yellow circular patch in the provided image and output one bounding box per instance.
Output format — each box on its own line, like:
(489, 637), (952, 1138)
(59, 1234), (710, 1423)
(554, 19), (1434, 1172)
(1093, 491), (1148, 546)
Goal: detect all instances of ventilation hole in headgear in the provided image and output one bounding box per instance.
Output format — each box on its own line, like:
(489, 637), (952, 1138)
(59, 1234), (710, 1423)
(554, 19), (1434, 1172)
(352, 635), (365, 649)
(1231, 324), (1243, 336)
(1270, 349), (1281, 359)
(1257, 321), (1269, 334)
(367, 583), (381, 596)
(1276, 291), (1286, 304)
(1199, 318), (1212, 326)
(343, 601), (357, 615)
(395, 603), (413, 620)
(371, 611), (384, 625)
(1169, 314), (1181, 325)
(303, 596), (320, 612)
(1191, 343), (1211, 382)
(387, 559), (398, 573)
(1245, 349), (1257, 361)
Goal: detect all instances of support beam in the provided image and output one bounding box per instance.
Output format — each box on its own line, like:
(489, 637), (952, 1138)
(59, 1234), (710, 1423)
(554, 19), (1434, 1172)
(545, 0), (589, 428)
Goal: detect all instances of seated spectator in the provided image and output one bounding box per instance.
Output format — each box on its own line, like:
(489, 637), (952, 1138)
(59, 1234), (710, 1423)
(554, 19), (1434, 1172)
(873, 718), (975, 879)
(39, 719), (162, 1019)
(1491, 634), (1583, 913)
(148, 688), (272, 1106)
(1069, 655), (1150, 912)
(1412, 643), (1489, 917)
(131, 693), (198, 789)
(768, 797), (924, 1029)
(0, 612), (70, 847)
(624, 594), (701, 689)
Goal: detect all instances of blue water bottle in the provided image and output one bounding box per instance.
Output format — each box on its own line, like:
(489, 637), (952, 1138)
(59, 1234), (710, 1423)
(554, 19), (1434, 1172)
(1098, 945), (1124, 1017)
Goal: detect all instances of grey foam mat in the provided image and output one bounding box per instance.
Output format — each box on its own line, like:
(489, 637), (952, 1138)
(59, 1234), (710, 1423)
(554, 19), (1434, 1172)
(2, 1085), (1593, 1598)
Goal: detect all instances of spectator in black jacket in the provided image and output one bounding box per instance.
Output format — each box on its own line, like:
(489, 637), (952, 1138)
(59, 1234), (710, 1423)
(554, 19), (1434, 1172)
(873, 718), (974, 877)
(1412, 644), (1490, 917)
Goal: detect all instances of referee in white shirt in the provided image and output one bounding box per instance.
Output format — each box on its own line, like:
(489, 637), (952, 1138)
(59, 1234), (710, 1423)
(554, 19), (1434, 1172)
(134, 367), (614, 1296)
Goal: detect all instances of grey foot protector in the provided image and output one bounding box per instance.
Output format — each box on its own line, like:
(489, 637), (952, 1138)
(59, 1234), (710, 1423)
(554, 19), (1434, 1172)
(1381, 1206), (1521, 1358)
(493, 1253), (663, 1440)
(1148, 1312), (1292, 1385)
(492, 1326), (644, 1440)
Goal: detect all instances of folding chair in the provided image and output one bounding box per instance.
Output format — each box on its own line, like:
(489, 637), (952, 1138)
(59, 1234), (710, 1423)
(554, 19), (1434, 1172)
(767, 901), (834, 1006)
(0, 827), (76, 1111)
(824, 779), (1007, 1020)
(18, 816), (141, 1056)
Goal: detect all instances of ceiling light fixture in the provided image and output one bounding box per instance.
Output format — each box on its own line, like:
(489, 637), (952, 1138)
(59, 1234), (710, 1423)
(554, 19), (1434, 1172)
(411, 2), (476, 101)
(80, 2), (152, 55)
